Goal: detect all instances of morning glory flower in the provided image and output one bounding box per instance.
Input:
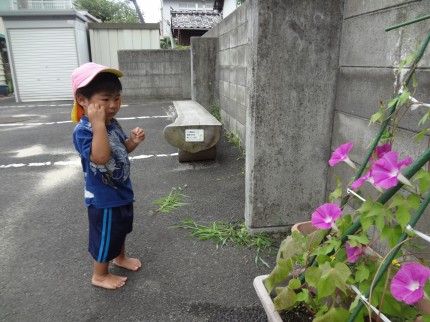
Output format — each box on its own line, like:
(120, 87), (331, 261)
(371, 144), (392, 161)
(390, 263), (430, 305)
(329, 142), (356, 169)
(371, 152), (413, 189)
(350, 170), (373, 190)
(311, 203), (342, 230)
(345, 243), (366, 263)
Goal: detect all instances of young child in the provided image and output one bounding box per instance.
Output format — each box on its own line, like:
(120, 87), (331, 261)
(71, 62), (145, 289)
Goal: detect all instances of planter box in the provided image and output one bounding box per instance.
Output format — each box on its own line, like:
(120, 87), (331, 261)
(253, 274), (283, 322)
(257, 221), (430, 321)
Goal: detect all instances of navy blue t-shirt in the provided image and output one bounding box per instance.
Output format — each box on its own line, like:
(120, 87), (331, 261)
(73, 115), (134, 208)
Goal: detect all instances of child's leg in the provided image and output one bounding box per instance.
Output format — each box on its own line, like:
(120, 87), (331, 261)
(92, 261), (127, 289)
(113, 242), (142, 271)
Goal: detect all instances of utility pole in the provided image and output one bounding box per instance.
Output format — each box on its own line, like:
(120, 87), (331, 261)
(129, 0), (145, 23)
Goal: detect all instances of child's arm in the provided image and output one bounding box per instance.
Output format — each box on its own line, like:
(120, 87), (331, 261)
(88, 103), (111, 165)
(125, 127), (145, 153)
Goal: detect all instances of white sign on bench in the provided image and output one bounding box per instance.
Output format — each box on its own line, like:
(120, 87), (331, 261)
(185, 129), (204, 142)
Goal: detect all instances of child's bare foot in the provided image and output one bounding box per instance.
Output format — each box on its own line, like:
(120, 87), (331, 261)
(92, 273), (127, 289)
(113, 257), (142, 271)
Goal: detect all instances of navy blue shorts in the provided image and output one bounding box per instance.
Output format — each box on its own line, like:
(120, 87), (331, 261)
(88, 204), (134, 263)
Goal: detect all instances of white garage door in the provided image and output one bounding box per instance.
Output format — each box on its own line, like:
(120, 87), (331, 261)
(9, 28), (77, 102)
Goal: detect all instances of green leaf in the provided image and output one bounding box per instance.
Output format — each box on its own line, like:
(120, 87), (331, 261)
(273, 286), (297, 311)
(416, 128), (430, 143)
(381, 225), (403, 248)
(412, 72), (418, 89)
(318, 262), (351, 298)
(396, 205), (411, 229)
(305, 266), (321, 289)
(360, 216), (373, 232)
(356, 199), (374, 214)
(398, 88), (411, 106)
(313, 307), (350, 322)
(296, 288), (309, 302)
(389, 194), (420, 229)
(329, 177), (342, 203)
(311, 243), (335, 257)
(422, 314), (430, 322)
(398, 52), (415, 73)
(419, 111), (430, 126)
(277, 234), (306, 261)
(288, 278), (301, 290)
(370, 108), (383, 124)
(347, 233), (370, 247)
(414, 169), (430, 193)
(355, 263), (370, 283)
(387, 97), (399, 109)
(348, 297), (366, 322)
(264, 258), (294, 293)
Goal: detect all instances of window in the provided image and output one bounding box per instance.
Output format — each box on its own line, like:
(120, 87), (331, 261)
(177, 2), (211, 10)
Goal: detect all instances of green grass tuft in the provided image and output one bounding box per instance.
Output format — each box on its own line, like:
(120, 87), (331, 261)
(172, 218), (276, 267)
(152, 186), (189, 214)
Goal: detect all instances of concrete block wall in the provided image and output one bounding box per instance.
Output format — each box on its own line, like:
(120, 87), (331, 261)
(203, 4), (248, 142)
(329, 1), (430, 217)
(244, 0), (344, 230)
(118, 49), (191, 102)
(190, 37), (219, 111)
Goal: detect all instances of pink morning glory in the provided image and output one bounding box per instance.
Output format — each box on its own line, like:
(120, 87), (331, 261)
(329, 142), (356, 169)
(350, 170), (373, 190)
(345, 243), (366, 263)
(371, 144), (392, 161)
(371, 152), (412, 189)
(390, 263), (430, 305)
(311, 203), (342, 230)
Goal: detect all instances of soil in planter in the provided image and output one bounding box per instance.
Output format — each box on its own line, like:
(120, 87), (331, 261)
(278, 304), (314, 321)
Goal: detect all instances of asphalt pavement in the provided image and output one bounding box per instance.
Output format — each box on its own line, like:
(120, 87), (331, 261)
(0, 96), (273, 321)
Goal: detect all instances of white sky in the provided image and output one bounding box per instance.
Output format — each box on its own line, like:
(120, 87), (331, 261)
(137, 0), (162, 23)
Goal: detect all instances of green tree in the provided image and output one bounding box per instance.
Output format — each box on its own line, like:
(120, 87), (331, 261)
(73, 0), (139, 23)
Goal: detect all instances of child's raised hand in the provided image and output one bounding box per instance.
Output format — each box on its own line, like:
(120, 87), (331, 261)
(86, 103), (106, 125)
(130, 127), (145, 144)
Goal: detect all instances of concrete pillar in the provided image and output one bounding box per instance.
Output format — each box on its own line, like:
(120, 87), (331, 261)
(245, 0), (344, 231)
(191, 37), (219, 110)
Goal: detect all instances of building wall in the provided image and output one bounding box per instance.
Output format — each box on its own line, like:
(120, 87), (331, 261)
(118, 49), (191, 102)
(161, 0), (213, 38)
(222, 0), (238, 18)
(89, 23), (160, 69)
(328, 1), (430, 226)
(75, 19), (90, 66)
(1, 15), (89, 102)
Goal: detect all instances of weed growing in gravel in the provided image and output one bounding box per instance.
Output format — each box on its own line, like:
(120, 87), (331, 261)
(225, 131), (245, 160)
(173, 218), (276, 267)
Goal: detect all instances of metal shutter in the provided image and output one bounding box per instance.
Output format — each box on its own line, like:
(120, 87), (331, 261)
(9, 28), (77, 102)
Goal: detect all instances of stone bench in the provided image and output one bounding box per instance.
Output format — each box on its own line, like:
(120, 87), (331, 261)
(164, 100), (222, 162)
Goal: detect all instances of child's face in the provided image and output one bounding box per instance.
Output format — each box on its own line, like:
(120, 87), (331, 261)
(79, 90), (121, 124)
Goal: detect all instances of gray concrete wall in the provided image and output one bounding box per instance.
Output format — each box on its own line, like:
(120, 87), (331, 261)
(329, 1), (430, 206)
(118, 49), (191, 102)
(203, 4), (248, 142)
(191, 37), (219, 110)
(244, 0), (344, 230)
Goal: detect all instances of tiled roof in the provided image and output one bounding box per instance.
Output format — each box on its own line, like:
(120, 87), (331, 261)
(171, 10), (222, 30)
